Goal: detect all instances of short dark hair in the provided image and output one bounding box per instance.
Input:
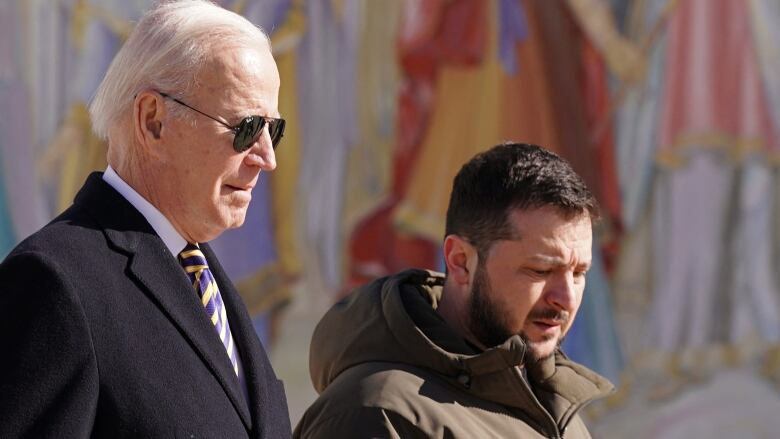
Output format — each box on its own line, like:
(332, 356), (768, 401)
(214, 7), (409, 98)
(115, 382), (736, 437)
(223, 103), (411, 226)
(444, 143), (598, 257)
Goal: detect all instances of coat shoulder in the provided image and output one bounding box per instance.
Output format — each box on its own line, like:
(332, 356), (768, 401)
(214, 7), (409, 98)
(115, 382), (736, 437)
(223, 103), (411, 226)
(296, 361), (478, 438)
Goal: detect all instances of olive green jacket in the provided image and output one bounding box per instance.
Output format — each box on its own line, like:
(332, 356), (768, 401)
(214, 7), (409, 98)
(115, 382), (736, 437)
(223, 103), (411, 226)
(295, 269), (613, 438)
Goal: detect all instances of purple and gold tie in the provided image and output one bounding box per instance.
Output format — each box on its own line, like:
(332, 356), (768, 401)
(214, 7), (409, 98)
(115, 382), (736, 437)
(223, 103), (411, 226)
(179, 243), (239, 376)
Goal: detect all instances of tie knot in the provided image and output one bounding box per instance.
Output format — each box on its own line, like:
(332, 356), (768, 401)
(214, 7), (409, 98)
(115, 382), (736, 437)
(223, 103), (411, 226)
(179, 243), (208, 271)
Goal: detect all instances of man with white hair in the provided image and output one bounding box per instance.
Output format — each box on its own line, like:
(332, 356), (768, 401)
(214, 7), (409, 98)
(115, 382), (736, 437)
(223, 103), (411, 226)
(0, 1), (291, 438)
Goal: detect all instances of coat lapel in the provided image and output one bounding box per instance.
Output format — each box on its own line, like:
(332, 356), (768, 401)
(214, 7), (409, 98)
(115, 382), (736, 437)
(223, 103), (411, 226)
(75, 173), (252, 429)
(201, 243), (283, 439)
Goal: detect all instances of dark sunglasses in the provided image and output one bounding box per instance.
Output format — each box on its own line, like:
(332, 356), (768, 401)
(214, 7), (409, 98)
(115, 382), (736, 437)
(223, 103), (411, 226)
(158, 92), (285, 152)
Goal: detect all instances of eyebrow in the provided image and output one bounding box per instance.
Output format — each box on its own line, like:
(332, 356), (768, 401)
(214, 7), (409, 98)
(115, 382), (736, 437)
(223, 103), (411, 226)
(530, 255), (591, 271)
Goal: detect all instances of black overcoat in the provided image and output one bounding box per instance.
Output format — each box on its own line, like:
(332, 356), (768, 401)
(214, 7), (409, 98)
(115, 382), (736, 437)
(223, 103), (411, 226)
(0, 173), (291, 438)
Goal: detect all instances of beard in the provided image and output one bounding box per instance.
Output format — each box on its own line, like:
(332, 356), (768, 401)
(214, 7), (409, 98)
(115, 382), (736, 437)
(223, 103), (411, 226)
(467, 263), (569, 364)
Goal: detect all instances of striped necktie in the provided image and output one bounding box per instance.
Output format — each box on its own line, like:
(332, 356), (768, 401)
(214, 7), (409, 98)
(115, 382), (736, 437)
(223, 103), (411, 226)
(179, 243), (239, 376)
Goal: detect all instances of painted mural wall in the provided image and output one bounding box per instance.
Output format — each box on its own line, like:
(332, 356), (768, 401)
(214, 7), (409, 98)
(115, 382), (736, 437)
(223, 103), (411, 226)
(2, 0), (779, 435)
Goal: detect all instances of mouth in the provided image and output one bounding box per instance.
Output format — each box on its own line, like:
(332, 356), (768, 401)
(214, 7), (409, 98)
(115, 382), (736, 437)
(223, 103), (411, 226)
(530, 319), (566, 336)
(528, 308), (569, 335)
(224, 183), (254, 192)
(221, 183), (255, 201)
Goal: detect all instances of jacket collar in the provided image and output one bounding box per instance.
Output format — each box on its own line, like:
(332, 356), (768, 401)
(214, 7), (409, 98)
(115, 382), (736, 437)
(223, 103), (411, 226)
(74, 173), (253, 430)
(383, 269), (614, 428)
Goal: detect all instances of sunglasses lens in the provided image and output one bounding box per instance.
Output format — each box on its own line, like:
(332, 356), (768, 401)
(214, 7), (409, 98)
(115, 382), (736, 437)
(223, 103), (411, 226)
(232, 116), (286, 152)
(269, 119), (286, 149)
(233, 116), (263, 152)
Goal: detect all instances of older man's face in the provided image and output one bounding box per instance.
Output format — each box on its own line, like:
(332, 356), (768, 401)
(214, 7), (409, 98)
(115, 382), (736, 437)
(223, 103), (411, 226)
(156, 46), (280, 242)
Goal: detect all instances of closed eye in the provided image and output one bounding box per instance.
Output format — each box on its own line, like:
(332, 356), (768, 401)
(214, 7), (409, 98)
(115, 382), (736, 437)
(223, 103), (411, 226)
(573, 269), (590, 284)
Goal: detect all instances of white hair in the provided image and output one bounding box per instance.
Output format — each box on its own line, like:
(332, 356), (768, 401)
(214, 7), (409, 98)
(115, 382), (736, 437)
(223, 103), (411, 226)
(89, 0), (270, 141)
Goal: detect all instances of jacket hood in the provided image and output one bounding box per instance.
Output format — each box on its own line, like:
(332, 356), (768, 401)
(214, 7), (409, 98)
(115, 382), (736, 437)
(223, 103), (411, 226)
(309, 269), (614, 417)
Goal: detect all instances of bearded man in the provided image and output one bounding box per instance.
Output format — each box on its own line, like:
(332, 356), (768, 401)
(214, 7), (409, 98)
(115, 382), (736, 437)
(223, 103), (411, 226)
(295, 143), (613, 439)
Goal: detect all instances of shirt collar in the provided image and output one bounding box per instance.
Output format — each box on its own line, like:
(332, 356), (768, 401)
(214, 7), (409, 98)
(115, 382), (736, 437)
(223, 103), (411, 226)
(102, 165), (188, 257)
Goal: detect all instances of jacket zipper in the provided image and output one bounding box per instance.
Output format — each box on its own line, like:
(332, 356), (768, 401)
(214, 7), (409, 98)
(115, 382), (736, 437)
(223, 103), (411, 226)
(514, 366), (605, 437)
(512, 367), (563, 438)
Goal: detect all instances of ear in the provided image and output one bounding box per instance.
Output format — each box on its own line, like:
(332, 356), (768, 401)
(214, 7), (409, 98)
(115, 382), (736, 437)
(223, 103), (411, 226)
(133, 91), (166, 154)
(443, 234), (479, 288)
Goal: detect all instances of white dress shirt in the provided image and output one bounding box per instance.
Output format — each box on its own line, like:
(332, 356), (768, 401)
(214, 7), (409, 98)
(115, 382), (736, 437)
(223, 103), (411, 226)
(102, 166), (186, 258)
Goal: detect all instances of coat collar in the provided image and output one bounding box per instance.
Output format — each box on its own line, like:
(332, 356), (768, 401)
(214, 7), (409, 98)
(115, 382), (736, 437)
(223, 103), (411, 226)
(74, 173), (252, 430)
(383, 269), (614, 429)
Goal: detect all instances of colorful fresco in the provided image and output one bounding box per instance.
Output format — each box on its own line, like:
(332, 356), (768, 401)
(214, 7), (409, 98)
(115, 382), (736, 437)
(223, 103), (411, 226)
(3, 0), (779, 434)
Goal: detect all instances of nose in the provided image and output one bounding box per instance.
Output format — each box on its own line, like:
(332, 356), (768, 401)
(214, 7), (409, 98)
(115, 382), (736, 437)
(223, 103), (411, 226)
(243, 128), (276, 170)
(544, 272), (578, 313)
